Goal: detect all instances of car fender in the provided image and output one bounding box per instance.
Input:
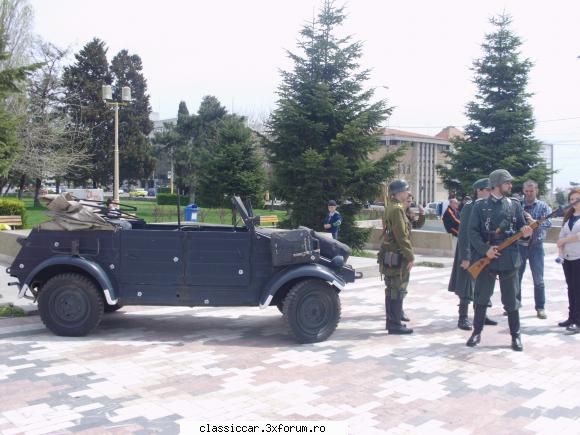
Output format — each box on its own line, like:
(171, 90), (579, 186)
(259, 263), (346, 309)
(21, 256), (118, 305)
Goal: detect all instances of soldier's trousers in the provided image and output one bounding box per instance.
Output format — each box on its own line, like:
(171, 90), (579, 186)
(384, 266), (410, 301)
(474, 268), (521, 313)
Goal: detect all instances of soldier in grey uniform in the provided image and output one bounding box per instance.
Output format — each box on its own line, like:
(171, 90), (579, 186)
(466, 169), (533, 351)
(448, 178), (495, 330)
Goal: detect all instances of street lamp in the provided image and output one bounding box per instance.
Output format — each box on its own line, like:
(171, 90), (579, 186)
(102, 84), (132, 203)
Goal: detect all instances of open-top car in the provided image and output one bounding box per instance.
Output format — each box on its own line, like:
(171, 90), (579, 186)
(6, 195), (358, 343)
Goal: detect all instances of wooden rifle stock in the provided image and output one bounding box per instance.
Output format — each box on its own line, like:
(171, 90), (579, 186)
(467, 221), (539, 279)
(467, 198), (579, 279)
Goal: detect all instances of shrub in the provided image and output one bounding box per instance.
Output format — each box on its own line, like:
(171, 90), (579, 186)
(156, 193), (189, 206)
(0, 198), (26, 226)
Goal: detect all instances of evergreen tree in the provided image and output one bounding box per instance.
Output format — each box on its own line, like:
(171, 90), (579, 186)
(197, 115), (266, 208)
(265, 1), (398, 249)
(0, 32), (36, 180)
(173, 96), (227, 200)
(438, 14), (549, 196)
(110, 49), (155, 185)
(62, 38), (113, 187)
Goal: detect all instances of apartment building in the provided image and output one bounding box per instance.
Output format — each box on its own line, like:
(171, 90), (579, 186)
(372, 127), (464, 206)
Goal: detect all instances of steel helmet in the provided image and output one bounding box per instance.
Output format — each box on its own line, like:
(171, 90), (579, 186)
(489, 169), (514, 188)
(389, 179), (410, 196)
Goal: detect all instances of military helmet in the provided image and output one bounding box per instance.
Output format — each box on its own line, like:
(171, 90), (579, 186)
(389, 179), (410, 196)
(489, 169), (514, 188)
(473, 178), (490, 190)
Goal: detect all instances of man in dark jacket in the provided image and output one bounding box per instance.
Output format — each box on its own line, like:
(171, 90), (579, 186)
(323, 200), (342, 240)
(443, 198), (461, 240)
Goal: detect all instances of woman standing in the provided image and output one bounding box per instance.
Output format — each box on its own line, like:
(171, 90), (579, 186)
(556, 188), (580, 333)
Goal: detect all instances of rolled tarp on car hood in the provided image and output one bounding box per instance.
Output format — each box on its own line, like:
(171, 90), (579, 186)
(37, 194), (115, 231)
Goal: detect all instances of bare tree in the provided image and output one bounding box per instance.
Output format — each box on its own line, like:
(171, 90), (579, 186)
(10, 41), (91, 204)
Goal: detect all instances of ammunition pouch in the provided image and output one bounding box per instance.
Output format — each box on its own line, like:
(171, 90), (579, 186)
(383, 251), (402, 268)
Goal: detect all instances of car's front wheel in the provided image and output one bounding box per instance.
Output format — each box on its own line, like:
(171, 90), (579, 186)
(283, 279), (341, 343)
(38, 273), (104, 336)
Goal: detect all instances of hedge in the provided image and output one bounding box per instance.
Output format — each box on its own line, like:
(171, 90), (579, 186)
(0, 198), (27, 226)
(156, 193), (189, 206)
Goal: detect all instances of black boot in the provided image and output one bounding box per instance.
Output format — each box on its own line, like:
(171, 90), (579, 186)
(401, 309), (410, 322)
(466, 304), (486, 347)
(458, 299), (472, 331)
(384, 288), (391, 330)
(507, 310), (523, 351)
(388, 298), (413, 334)
(484, 316), (498, 326)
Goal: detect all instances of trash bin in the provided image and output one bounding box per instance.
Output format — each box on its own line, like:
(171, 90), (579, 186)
(184, 204), (198, 222)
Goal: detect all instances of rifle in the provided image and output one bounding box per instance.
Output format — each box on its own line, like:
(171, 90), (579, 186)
(468, 199), (579, 279)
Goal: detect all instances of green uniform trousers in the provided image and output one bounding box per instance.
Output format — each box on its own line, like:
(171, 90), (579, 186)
(474, 268), (521, 312)
(384, 264), (410, 301)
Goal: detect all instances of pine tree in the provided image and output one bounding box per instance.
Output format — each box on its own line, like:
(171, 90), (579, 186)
(438, 14), (549, 196)
(110, 49), (155, 185)
(197, 115), (265, 209)
(0, 32), (37, 180)
(265, 1), (398, 249)
(62, 38), (113, 187)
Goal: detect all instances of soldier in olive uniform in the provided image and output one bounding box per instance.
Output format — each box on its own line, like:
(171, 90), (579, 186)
(381, 179), (415, 334)
(448, 178), (494, 330)
(466, 169), (533, 351)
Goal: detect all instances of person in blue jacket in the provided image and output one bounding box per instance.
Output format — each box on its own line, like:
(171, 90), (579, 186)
(323, 200), (342, 239)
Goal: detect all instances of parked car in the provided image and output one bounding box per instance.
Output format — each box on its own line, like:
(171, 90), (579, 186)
(6, 195), (358, 343)
(129, 189), (147, 197)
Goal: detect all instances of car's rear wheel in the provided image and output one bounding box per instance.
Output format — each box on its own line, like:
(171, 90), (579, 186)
(38, 273), (104, 336)
(283, 279), (340, 343)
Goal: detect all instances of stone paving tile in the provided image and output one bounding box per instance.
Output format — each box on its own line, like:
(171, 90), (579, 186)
(1, 253), (579, 434)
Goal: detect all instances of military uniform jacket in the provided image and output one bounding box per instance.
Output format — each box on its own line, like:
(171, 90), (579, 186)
(383, 199), (414, 262)
(448, 200), (474, 296)
(468, 195), (527, 271)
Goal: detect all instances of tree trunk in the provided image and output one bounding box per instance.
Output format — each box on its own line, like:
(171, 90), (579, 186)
(17, 174), (26, 200)
(55, 177), (61, 194)
(34, 178), (42, 207)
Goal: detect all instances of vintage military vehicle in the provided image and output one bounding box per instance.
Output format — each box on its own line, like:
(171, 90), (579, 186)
(6, 195), (358, 343)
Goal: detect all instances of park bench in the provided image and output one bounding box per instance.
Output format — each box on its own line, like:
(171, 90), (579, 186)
(258, 215), (279, 227)
(0, 215), (23, 230)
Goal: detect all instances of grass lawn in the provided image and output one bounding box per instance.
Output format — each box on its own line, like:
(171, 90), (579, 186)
(15, 197), (288, 229)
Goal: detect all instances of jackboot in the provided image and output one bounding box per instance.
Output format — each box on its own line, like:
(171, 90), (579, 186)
(384, 288), (391, 330)
(484, 316), (498, 326)
(466, 304), (487, 347)
(458, 299), (472, 331)
(401, 309), (410, 322)
(507, 310), (523, 351)
(388, 298), (413, 335)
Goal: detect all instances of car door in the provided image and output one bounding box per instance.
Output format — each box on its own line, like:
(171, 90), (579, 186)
(119, 229), (185, 304)
(184, 230), (252, 305)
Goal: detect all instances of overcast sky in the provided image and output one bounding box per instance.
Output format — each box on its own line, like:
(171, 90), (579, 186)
(29, 0), (580, 190)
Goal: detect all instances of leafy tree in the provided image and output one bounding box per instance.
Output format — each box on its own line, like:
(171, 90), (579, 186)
(265, 1), (399, 249)
(62, 38), (113, 187)
(438, 14), (550, 196)
(197, 115), (265, 209)
(110, 49), (154, 185)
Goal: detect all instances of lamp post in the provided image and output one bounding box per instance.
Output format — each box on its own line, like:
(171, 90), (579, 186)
(102, 84), (131, 203)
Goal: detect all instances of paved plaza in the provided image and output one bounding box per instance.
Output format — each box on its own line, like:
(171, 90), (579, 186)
(0, 250), (579, 434)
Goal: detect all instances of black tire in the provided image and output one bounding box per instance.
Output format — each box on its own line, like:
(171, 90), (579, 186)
(38, 273), (104, 337)
(283, 279), (341, 343)
(104, 303), (123, 313)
